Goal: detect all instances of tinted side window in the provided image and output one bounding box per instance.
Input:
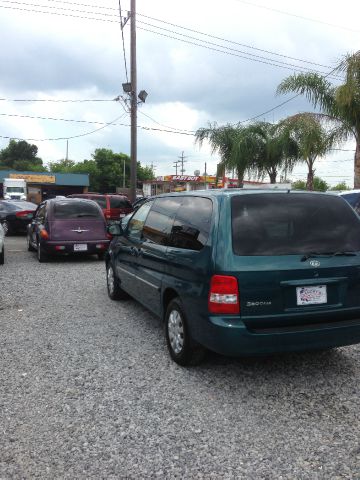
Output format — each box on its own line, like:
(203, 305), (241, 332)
(143, 197), (181, 245)
(110, 196), (132, 209)
(231, 193), (360, 256)
(127, 201), (153, 240)
(170, 197), (213, 251)
(36, 204), (47, 222)
(53, 201), (101, 219)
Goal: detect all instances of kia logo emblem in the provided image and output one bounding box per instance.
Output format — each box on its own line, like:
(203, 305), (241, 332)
(309, 260), (320, 267)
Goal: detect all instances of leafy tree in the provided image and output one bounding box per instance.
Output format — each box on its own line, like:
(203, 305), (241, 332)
(292, 176), (329, 192)
(48, 158), (76, 173)
(195, 123), (255, 186)
(277, 50), (360, 188)
(0, 139), (47, 171)
(137, 163), (155, 182)
(329, 181), (350, 191)
(278, 113), (335, 190)
(244, 121), (298, 183)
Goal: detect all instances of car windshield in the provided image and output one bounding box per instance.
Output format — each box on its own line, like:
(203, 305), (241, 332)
(53, 201), (101, 219)
(231, 193), (360, 256)
(6, 187), (24, 192)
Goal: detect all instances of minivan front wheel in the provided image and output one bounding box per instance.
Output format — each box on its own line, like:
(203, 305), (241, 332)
(165, 299), (206, 366)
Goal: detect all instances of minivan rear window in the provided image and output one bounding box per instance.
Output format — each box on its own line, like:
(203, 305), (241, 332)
(53, 201), (101, 219)
(110, 196), (132, 209)
(231, 193), (360, 256)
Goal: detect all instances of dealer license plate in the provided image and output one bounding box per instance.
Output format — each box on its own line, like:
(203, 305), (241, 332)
(296, 285), (327, 305)
(74, 244), (87, 252)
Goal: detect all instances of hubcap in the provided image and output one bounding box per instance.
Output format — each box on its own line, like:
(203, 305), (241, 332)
(107, 266), (114, 295)
(168, 310), (184, 355)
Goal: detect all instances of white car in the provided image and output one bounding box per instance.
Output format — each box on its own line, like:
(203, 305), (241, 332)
(0, 222), (4, 264)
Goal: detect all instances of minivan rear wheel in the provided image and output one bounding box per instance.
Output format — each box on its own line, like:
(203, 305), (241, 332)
(37, 241), (48, 263)
(106, 263), (128, 300)
(165, 299), (206, 366)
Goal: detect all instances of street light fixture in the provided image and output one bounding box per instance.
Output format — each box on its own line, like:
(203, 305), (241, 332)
(138, 90), (148, 103)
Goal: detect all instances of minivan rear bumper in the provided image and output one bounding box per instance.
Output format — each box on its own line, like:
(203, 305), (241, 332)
(203, 314), (360, 356)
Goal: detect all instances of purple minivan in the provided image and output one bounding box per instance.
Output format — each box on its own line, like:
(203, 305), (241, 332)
(27, 198), (111, 262)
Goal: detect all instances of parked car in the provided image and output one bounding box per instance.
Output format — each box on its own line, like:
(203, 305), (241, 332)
(27, 198), (111, 262)
(339, 190), (360, 215)
(0, 222), (4, 264)
(105, 189), (360, 366)
(0, 200), (37, 235)
(68, 193), (133, 223)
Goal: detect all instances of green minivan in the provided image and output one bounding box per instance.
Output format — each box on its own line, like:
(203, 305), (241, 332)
(105, 190), (360, 366)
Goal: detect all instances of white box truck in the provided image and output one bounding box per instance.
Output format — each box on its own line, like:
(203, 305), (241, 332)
(3, 178), (27, 200)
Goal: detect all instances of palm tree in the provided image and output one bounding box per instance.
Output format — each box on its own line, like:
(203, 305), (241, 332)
(278, 113), (335, 190)
(195, 123), (254, 187)
(244, 121), (298, 183)
(277, 50), (360, 188)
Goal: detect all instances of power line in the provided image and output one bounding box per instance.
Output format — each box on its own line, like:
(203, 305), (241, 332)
(38, 0), (354, 68)
(0, 97), (114, 102)
(233, 0), (360, 34)
(0, 111), (195, 138)
(137, 26), (343, 80)
(138, 111), (195, 134)
(0, 1), (344, 80)
(0, 114), (127, 141)
(137, 20), (343, 79)
(118, 0), (129, 83)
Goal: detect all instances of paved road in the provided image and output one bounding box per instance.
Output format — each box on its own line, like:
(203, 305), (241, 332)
(1, 236), (360, 479)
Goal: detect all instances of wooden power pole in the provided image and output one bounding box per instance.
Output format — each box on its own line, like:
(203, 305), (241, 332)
(130, 0), (137, 203)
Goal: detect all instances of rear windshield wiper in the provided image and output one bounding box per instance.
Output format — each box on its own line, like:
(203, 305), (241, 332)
(301, 251), (357, 262)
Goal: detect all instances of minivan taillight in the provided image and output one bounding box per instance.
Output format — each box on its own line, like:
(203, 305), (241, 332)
(208, 275), (240, 314)
(40, 229), (49, 240)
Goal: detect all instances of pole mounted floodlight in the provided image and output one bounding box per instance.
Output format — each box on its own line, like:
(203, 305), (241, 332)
(138, 90), (148, 103)
(122, 82), (132, 93)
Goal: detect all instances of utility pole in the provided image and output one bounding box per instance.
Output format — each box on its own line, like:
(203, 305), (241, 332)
(130, 0), (137, 203)
(173, 160), (181, 175)
(204, 162), (207, 190)
(65, 140), (68, 161)
(178, 151), (187, 174)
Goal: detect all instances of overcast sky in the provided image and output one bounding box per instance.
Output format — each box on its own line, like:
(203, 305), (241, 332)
(0, 0), (359, 185)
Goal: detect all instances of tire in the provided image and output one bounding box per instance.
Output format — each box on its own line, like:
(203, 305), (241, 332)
(2, 220), (11, 236)
(106, 262), (128, 300)
(27, 234), (36, 252)
(37, 241), (48, 263)
(0, 246), (4, 265)
(97, 252), (105, 261)
(165, 298), (206, 366)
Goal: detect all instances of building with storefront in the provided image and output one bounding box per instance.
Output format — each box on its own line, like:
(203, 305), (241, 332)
(142, 175), (289, 196)
(0, 170), (89, 204)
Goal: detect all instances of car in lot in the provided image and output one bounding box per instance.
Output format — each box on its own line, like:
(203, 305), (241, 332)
(27, 198), (110, 262)
(68, 193), (133, 223)
(0, 222), (4, 264)
(339, 190), (360, 215)
(0, 200), (37, 235)
(105, 189), (360, 366)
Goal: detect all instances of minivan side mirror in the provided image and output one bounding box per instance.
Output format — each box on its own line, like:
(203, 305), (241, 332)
(107, 223), (123, 236)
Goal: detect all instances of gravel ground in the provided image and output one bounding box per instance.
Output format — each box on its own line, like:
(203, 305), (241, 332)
(1, 236), (360, 479)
